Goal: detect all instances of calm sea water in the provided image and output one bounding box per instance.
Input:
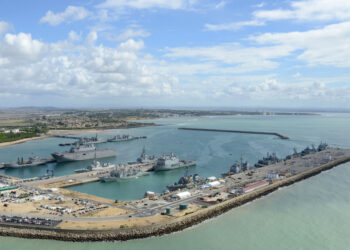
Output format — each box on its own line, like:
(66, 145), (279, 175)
(1, 113), (350, 249)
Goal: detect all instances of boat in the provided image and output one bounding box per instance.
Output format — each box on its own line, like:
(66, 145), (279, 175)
(4, 155), (49, 169)
(222, 157), (250, 177)
(74, 160), (116, 173)
(137, 147), (157, 164)
(107, 135), (147, 142)
(51, 142), (116, 163)
(167, 173), (205, 191)
(254, 152), (280, 168)
(99, 165), (149, 182)
(153, 153), (196, 171)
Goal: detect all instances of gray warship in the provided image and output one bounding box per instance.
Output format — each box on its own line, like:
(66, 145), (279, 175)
(107, 135), (147, 142)
(4, 155), (49, 169)
(222, 157), (251, 177)
(153, 153), (196, 171)
(52, 143), (116, 163)
(99, 165), (149, 182)
(137, 147), (157, 164)
(167, 173), (205, 191)
(74, 160), (116, 173)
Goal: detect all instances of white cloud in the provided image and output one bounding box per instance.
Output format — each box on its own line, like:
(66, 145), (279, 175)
(164, 42), (293, 71)
(97, 0), (197, 10)
(119, 39), (144, 50)
(254, 0), (350, 21)
(40, 6), (90, 26)
(68, 31), (81, 42)
(215, 1), (226, 9)
(253, 2), (265, 8)
(0, 32), (177, 105)
(115, 29), (150, 41)
(85, 31), (98, 45)
(252, 21), (350, 67)
(0, 21), (10, 36)
(205, 20), (265, 31)
(0, 33), (46, 64)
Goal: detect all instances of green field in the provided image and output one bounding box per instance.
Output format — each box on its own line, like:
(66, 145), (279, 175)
(0, 128), (46, 143)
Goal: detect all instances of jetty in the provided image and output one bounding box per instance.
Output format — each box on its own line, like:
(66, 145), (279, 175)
(178, 127), (289, 139)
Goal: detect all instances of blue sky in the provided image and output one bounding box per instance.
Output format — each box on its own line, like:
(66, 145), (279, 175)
(0, 0), (350, 108)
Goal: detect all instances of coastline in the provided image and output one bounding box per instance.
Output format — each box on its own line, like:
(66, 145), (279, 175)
(0, 154), (349, 242)
(0, 135), (50, 148)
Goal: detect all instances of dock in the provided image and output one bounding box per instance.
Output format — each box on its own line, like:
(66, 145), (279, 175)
(20, 162), (155, 188)
(178, 127), (289, 139)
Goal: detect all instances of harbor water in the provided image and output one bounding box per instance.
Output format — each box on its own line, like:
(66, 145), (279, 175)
(1, 113), (350, 249)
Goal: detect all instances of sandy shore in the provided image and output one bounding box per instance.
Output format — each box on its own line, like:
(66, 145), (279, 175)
(0, 135), (50, 148)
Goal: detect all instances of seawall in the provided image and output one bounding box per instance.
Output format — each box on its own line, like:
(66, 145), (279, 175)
(1, 155), (350, 241)
(178, 127), (289, 139)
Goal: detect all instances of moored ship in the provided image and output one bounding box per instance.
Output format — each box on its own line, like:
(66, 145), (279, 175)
(99, 165), (149, 182)
(52, 143), (116, 163)
(74, 160), (116, 173)
(153, 153), (196, 171)
(4, 155), (49, 169)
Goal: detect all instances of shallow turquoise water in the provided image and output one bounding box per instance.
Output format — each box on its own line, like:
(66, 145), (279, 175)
(1, 113), (350, 249)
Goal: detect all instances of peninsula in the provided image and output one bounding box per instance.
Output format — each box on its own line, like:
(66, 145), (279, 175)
(0, 146), (349, 241)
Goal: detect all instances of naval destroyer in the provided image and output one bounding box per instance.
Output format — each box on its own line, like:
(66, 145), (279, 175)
(153, 153), (196, 171)
(4, 155), (49, 169)
(74, 160), (116, 173)
(51, 143), (116, 163)
(99, 164), (149, 182)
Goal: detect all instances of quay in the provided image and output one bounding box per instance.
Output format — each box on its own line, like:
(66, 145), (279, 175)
(178, 127), (289, 139)
(1, 147), (350, 241)
(20, 162), (155, 188)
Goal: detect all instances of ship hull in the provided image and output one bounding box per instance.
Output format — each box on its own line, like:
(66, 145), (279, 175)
(52, 150), (116, 163)
(154, 161), (196, 171)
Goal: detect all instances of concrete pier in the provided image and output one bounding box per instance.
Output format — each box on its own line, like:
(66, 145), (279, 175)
(178, 127), (289, 139)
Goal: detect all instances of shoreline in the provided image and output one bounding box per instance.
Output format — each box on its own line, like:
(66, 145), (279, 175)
(0, 154), (349, 241)
(0, 135), (50, 148)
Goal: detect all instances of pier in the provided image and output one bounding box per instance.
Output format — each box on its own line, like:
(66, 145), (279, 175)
(178, 127), (289, 139)
(20, 162), (155, 188)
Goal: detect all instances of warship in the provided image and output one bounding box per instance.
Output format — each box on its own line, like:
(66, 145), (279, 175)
(107, 135), (147, 142)
(51, 143), (116, 163)
(4, 155), (49, 169)
(167, 172), (205, 191)
(74, 160), (116, 173)
(222, 157), (250, 177)
(99, 165), (149, 182)
(137, 147), (157, 164)
(284, 142), (329, 160)
(254, 152), (280, 168)
(153, 153), (196, 171)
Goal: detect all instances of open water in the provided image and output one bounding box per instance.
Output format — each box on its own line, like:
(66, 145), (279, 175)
(0, 113), (350, 249)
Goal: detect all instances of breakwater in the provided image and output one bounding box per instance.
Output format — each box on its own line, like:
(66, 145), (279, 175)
(0, 154), (349, 241)
(178, 127), (289, 139)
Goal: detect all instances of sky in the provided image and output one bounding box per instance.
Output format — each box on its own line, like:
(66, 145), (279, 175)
(0, 0), (350, 109)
